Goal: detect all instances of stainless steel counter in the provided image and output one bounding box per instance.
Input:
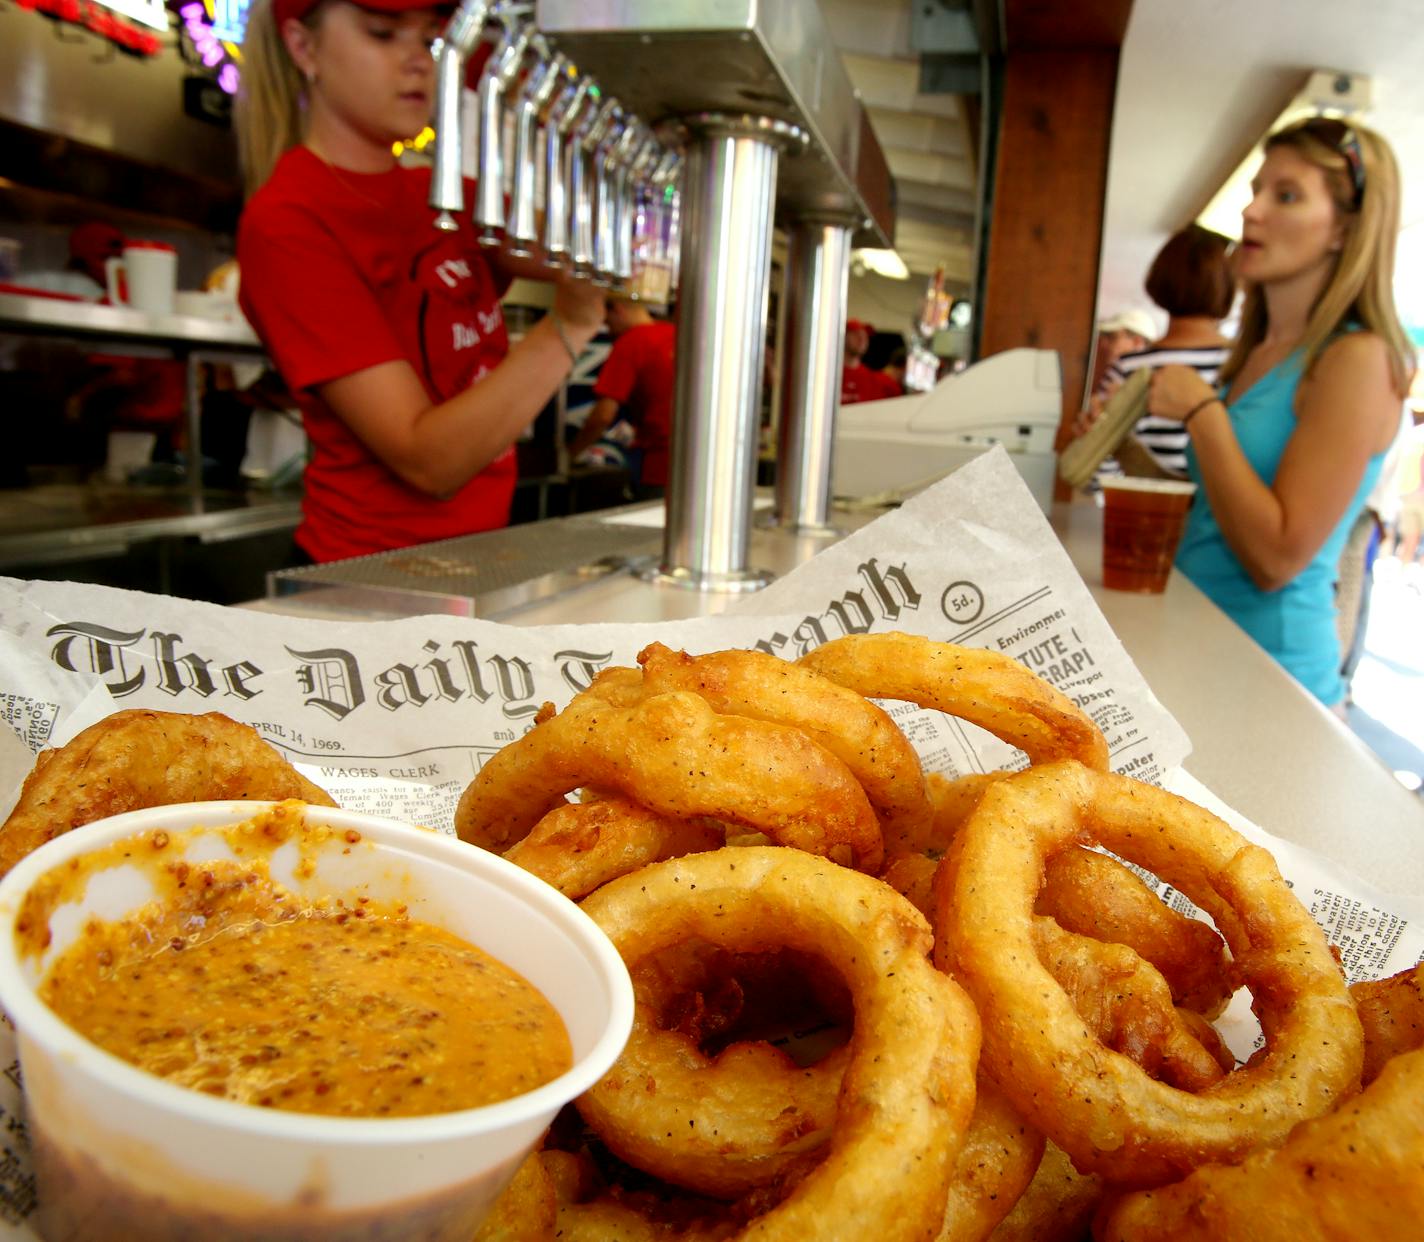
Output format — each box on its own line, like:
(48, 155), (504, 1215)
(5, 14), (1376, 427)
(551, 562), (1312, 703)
(1, 293), (293, 571)
(0, 292), (263, 352)
(254, 496), (1424, 895)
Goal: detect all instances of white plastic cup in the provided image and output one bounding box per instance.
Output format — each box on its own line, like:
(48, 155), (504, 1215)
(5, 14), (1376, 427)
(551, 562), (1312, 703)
(0, 801), (634, 1242)
(105, 240), (178, 314)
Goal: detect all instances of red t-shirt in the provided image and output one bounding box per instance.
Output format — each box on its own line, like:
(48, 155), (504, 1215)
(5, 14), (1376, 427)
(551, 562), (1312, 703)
(592, 320), (676, 486)
(238, 147), (515, 562)
(841, 363), (903, 405)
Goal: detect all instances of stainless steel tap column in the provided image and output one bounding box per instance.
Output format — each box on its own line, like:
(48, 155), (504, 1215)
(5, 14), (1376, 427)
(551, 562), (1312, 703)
(645, 114), (806, 591)
(772, 215), (857, 535)
(429, 0), (491, 230)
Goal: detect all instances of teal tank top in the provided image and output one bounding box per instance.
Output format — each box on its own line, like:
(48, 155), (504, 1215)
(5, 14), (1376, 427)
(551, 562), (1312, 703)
(1175, 343), (1385, 706)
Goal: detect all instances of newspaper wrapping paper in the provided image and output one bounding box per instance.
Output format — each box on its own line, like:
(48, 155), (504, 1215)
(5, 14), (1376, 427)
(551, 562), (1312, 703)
(0, 447), (1410, 1231)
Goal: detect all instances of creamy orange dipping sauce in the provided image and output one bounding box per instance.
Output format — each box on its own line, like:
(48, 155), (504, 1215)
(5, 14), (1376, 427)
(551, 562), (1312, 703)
(25, 805), (572, 1119)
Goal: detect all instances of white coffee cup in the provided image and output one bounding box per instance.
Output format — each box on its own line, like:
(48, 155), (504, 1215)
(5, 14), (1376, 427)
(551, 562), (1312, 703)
(105, 240), (178, 315)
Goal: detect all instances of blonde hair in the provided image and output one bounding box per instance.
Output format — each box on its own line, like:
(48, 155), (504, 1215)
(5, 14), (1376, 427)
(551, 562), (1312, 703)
(235, 0), (315, 197)
(1219, 117), (1415, 399)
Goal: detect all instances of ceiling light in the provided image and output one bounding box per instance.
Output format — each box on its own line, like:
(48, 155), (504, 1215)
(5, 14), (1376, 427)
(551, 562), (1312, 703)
(851, 248), (911, 280)
(1196, 70), (1372, 240)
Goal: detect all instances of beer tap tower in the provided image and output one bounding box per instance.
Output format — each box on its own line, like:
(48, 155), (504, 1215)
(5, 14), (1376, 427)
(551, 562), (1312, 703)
(429, 0), (893, 591)
(538, 0), (893, 590)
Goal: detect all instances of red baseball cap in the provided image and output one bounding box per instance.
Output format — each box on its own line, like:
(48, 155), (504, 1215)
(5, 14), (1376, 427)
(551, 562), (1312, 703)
(273, 0), (449, 29)
(846, 318), (874, 335)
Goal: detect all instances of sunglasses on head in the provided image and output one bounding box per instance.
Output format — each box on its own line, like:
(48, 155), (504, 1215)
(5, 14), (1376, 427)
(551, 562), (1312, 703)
(1295, 116), (1366, 209)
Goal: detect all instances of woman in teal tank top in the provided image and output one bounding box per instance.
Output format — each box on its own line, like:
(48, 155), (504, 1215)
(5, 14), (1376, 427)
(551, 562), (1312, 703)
(1145, 118), (1414, 709)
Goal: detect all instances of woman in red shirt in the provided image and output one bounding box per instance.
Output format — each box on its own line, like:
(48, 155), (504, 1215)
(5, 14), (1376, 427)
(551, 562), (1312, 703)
(235, 0), (604, 562)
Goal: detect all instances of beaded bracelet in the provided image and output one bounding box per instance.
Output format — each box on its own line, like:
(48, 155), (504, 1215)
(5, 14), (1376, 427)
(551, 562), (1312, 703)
(1182, 396), (1220, 427)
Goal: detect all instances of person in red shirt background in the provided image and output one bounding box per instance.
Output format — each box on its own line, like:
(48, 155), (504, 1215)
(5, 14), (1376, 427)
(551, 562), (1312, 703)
(840, 318), (902, 404)
(234, 0), (605, 563)
(569, 296), (675, 496)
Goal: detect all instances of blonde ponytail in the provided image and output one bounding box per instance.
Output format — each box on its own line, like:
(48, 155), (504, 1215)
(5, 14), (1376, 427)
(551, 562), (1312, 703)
(235, 0), (309, 197)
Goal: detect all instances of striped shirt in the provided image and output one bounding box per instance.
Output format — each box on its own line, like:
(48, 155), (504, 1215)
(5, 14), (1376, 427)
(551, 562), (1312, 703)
(1106, 345), (1230, 475)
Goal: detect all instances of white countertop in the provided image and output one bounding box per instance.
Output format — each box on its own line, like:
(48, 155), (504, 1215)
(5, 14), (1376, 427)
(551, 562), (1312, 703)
(1050, 497), (1424, 895)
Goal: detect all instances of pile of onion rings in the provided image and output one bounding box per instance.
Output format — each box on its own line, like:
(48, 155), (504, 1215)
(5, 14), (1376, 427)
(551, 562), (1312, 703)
(5, 638), (1417, 1240)
(453, 634), (1422, 1240)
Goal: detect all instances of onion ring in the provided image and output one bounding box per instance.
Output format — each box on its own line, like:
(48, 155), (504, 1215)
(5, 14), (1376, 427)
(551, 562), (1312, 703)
(578, 941), (850, 1198)
(502, 796), (724, 900)
(896, 778), (1237, 1022)
(985, 1141), (1103, 1242)
(473, 1148), (556, 1241)
(0, 709), (336, 877)
(888, 852), (1230, 1091)
(935, 1080), (1044, 1242)
(1096, 1047), (1424, 1240)
(577, 846), (980, 1239)
(615, 644), (934, 853)
(1036, 847), (1235, 1018)
(934, 760), (1363, 1186)
(455, 691), (883, 870)
(1028, 919), (1228, 1093)
(797, 633), (1110, 778)
(1351, 962), (1424, 1086)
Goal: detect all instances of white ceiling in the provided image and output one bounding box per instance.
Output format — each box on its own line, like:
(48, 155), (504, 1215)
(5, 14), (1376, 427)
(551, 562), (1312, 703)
(819, 0), (978, 283)
(1099, 0), (1424, 329)
(819, 0), (1424, 331)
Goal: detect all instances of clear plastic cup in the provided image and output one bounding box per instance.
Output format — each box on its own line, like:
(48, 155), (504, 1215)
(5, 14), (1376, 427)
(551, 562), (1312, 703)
(0, 801), (634, 1242)
(1100, 477), (1198, 593)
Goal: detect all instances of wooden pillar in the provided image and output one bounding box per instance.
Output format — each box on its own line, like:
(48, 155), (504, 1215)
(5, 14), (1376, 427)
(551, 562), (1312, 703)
(978, 1), (1133, 481)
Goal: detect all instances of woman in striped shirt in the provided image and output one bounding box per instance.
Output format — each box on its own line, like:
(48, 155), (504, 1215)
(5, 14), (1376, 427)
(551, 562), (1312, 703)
(1104, 225), (1238, 477)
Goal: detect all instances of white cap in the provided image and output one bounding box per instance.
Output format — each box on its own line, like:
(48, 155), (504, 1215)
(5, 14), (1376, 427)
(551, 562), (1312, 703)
(1098, 308), (1159, 341)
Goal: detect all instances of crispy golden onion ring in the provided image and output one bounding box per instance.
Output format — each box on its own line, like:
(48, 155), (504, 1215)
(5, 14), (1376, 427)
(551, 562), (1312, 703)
(936, 1080), (1044, 1242)
(0, 709), (336, 877)
(577, 847), (980, 1240)
(473, 1147), (556, 1242)
(455, 692), (883, 870)
(986, 1141), (1103, 1242)
(502, 796), (724, 901)
(1096, 1047), (1424, 1241)
(934, 761), (1363, 1187)
(1036, 847), (1235, 1018)
(610, 644), (934, 853)
(1352, 962), (1424, 1086)
(889, 853), (1229, 1092)
(1029, 919), (1229, 1093)
(906, 775), (1236, 1018)
(798, 633), (1110, 781)
(578, 948), (850, 1198)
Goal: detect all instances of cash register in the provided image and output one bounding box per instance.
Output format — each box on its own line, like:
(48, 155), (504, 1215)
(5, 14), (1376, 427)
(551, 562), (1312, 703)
(832, 348), (1062, 512)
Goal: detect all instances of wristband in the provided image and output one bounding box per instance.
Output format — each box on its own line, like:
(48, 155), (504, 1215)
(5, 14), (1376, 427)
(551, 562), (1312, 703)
(550, 311), (579, 366)
(1182, 396), (1220, 427)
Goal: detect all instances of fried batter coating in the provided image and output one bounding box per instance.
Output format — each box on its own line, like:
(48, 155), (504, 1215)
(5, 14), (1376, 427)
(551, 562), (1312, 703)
(625, 644), (933, 853)
(0, 709), (335, 876)
(473, 1147), (557, 1241)
(1351, 962), (1424, 1085)
(798, 633), (1110, 774)
(1037, 847), (1235, 1018)
(502, 797), (724, 900)
(455, 691), (883, 871)
(935, 761), (1363, 1186)
(988, 1141), (1103, 1242)
(577, 846), (980, 1241)
(902, 774), (1238, 1019)
(936, 1081), (1045, 1242)
(1096, 1048), (1424, 1241)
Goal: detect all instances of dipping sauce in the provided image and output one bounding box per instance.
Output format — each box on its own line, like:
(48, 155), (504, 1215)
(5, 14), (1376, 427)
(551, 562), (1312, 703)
(27, 807), (572, 1119)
